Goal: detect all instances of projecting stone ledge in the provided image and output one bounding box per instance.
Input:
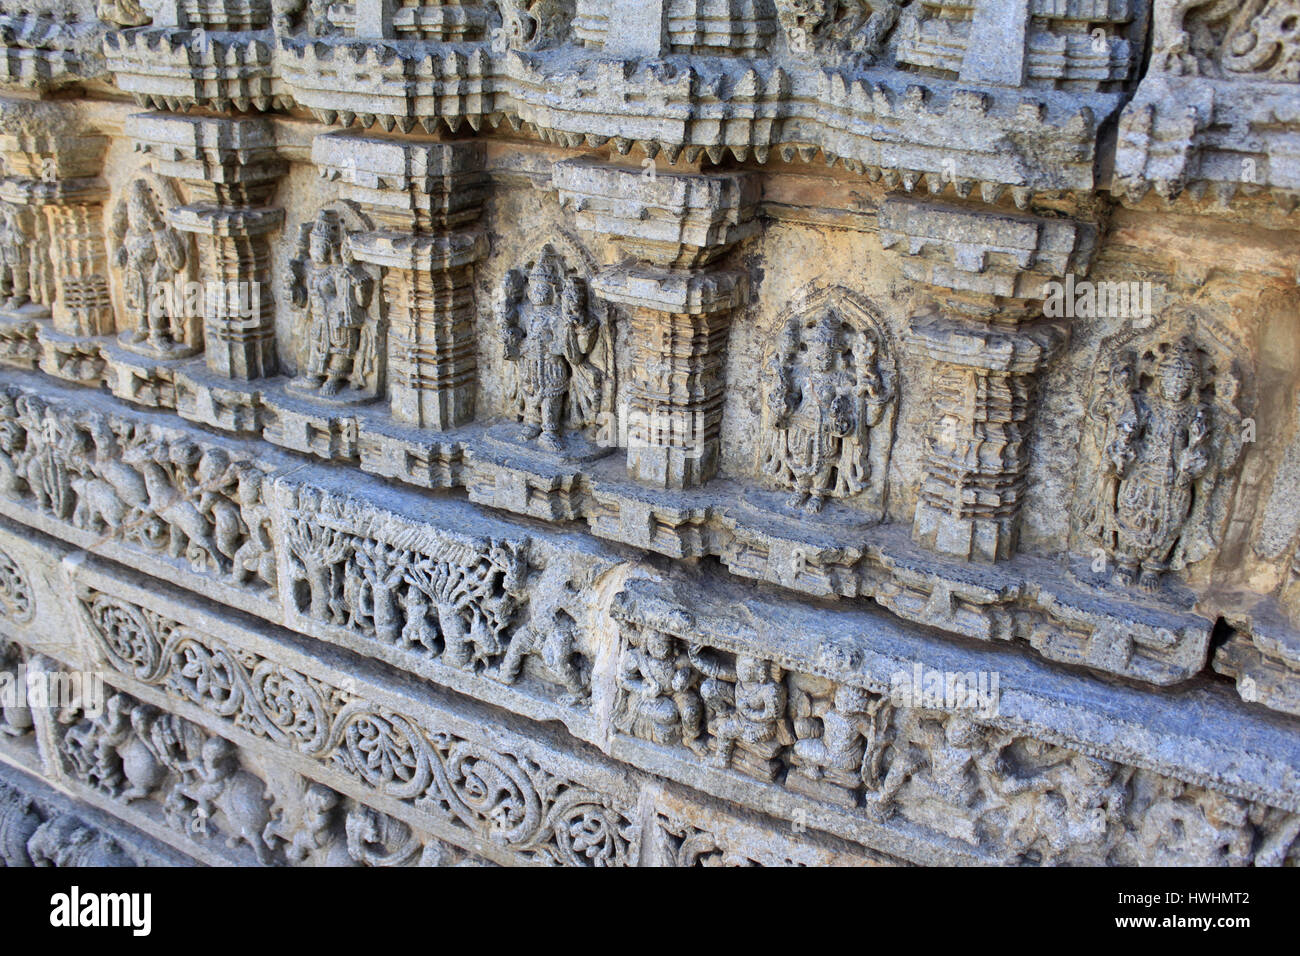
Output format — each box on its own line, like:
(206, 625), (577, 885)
(0, 372), (1297, 865)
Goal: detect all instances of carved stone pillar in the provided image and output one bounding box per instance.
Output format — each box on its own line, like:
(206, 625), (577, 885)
(593, 267), (743, 488)
(878, 196), (1091, 562)
(554, 158), (756, 490)
(295, 133), (487, 465)
(36, 192), (115, 383)
(908, 302), (1063, 561)
(360, 232), (487, 429)
(0, 114), (112, 385)
(127, 113), (286, 430)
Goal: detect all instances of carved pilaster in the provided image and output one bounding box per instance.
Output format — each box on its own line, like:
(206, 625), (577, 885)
(127, 113), (286, 429)
(555, 157), (756, 489)
(909, 304), (1064, 562)
(0, 110), (112, 386)
(177, 208), (281, 379)
(314, 133), (488, 433)
(595, 267), (743, 488)
(879, 196), (1092, 561)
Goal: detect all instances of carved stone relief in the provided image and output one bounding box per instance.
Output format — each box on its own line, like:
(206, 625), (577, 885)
(287, 205), (382, 403)
(108, 176), (194, 358)
(758, 288), (896, 518)
(1072, 306), (1245, 592)
(0, 0), (1297, 869)
(495, 241), (612, 457)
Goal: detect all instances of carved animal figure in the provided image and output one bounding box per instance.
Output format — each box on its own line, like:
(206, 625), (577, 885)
(123, 443), (223, 571)
(0, 786), (41, 866)
(27, 816), (135, 867)
(181, 736), (278, 865)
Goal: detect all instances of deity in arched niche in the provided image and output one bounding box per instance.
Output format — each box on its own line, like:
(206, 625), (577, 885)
(762, 305), (893, 514)
(497, 245), (605, 453)
(1079, 322), (1242, 593)
(1112, 338), (1211, 590)
(288, 209), (376, 400)
(110, 180), (189, 356)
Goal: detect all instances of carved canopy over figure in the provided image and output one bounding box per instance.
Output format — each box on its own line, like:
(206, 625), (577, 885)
(1076, 314), (1243, 593)
(1151, 0), (1300, 79)
(288, 208), (377, 401)
(762, 301), (894, 514)
(97, 0), (152, 27)
(494, 0), (573, 51)
(0, 202), (30, 311)
(496, 244), (607, 453)
(775, 0), (900, 62)
(109, 180), (190, 356)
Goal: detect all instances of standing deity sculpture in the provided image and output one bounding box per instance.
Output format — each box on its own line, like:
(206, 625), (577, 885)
(288, 208), (378, 401)
(109, 180), (191, 357)
(496, 245), (607, 454)
(1075, 352), (1139, 557)
(761, 302), (894, 515)
(1076, 319), (1242, 593)
(0, 203), (30, 312)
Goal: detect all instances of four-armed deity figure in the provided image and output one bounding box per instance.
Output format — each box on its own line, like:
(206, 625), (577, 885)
(764, 307), (891, 513)
(497, 248), (603, 453)
(1107, 336), (1213, 592)
(111, 180), (189, 355)
(289, 209), (375, 399)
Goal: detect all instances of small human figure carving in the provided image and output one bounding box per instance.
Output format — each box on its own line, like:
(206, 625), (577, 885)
(110, 180), (190, 355)
(173, 736), (279, 864)
(791, 684), (885, 798)
(497, 247), (604, 452)
(1075, 353), (1139, 556)
(698, 651), (794, 781)
(0, 203), (30, 310)
(289, 209), (376, 399)
(615, 628), (706, 754)
(764, 307), (891, 513)
(498, 610), (589, 704)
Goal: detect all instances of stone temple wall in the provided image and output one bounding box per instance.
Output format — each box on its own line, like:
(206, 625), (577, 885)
(0, 0), (1297, 867)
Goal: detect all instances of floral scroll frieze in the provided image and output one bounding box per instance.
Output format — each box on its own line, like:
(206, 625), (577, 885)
(74, 586), (639, 866)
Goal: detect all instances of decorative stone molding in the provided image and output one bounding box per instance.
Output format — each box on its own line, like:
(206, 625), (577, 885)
(1113, 0), (1300, 207)
(0, 8), (107, 92)
(0, 0), (1298, 867)
(556, 157), (756, 489)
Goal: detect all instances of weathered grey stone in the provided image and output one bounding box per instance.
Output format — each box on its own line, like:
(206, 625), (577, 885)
(0, 0), (1295, 867)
